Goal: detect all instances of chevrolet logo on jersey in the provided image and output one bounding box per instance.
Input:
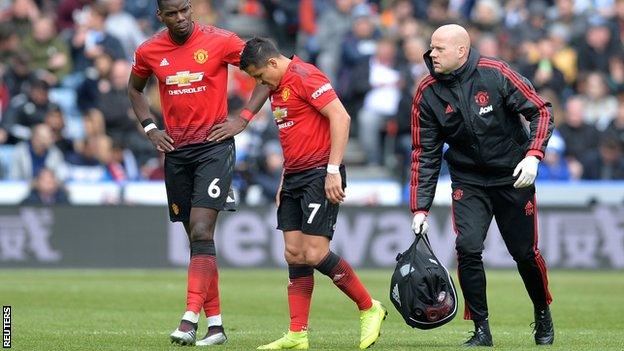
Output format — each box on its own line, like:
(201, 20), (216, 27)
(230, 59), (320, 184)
(166, 71), (204, 87)
(273, 107), (288, 122)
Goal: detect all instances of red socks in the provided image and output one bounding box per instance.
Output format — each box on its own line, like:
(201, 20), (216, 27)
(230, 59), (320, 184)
(203, 268), (221, 317)
(315, 251), (372, 311)
(288, 265), (314, 332)
(186, 240), (217, 314)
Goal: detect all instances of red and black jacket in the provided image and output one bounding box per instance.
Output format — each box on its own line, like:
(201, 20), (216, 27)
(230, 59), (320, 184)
(410, 48), (553, 214)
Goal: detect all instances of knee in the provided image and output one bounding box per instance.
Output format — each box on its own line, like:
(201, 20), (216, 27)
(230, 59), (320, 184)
(303, 247), (327, 266)
(189, 221), (214, 241)
(455, 244), (483, 263)
(284, 245), (305, 265)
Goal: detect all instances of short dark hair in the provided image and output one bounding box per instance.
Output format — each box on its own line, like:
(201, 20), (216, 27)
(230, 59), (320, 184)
(157, 0), (189, 10)
(240, 37), (281, 71)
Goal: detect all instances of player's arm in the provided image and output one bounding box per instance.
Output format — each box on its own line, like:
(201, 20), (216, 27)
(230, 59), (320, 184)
(128, 72), (175, 152)
(497, 62), (553, 187)
(410, 87), (443, 235)
(319, 98), (350, 204)
(207, 83), (270, 142)
(500, 63), (554, 159)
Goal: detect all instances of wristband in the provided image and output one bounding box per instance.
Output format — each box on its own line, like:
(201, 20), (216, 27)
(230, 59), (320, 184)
(326, 164), (340, 174)
(140, 118), (155, 128)
(144, 123), (157, 133)
(240, 108), (254, 121)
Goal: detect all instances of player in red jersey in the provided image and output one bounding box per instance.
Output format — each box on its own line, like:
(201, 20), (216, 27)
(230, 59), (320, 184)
(127, 0), (269, 346)
(239, 38), (387, 350)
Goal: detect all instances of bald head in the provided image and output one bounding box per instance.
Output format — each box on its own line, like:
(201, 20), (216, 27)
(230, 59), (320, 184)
(429, 24), (471, 74)
(433, 24), (471, 48)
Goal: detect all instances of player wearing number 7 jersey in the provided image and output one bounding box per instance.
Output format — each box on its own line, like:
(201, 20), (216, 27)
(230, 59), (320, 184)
(239, 37), (387, 350)
(127, 0), (269, 346)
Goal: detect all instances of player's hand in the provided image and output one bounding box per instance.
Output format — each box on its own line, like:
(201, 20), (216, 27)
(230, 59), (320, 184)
(146, 129), (175, 153)
(513, 155), (539, 188)
(325, 173), (345, 204)
(412, 212), (429, 235)
(207, 115), (248, 142)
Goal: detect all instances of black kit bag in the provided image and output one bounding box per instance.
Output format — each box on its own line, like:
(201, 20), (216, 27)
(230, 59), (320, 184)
(390, 232), (458, 329)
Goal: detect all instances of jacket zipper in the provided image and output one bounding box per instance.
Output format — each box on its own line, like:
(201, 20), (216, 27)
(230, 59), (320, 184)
(455, 78), (486, 166)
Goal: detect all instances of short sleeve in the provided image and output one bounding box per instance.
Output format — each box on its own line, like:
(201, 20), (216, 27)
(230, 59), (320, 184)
(222, 33), (245, 66)
(300, 70), (338, 111)
(131, 47), (152, 79)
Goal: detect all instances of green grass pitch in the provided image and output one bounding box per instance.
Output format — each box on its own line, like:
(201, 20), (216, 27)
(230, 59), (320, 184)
(1, 269), (623, 350)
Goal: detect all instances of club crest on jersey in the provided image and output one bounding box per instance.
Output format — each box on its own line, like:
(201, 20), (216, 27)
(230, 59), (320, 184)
(475, 91), (489, 106)
(166, 71), (204, 87)
(475, 91), (493, 115)
(281, 88), (290, 102)
(193, 49), (208, 64)
(453, 188), (463, 201)
(171, 203), (180, 215)
(273, 107), (288, 122)
(525, 200), (534, 216)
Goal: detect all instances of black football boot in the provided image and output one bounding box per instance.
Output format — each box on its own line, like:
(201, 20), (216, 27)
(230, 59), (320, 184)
(533, 308), (554, 345)
(463, 319), (493, 347)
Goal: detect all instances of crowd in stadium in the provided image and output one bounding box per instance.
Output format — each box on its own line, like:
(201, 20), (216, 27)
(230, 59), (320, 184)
(0, 0), (623, 205)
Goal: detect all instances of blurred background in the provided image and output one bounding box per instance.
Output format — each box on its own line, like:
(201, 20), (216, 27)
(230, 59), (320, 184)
(0, 0), (622, 270)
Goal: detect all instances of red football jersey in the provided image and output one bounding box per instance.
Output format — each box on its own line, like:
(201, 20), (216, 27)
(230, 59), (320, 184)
(132, 23), (244, 147)
(270, 56), (338, 173)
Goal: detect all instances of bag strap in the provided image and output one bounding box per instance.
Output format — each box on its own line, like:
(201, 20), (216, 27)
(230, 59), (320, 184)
(406, 232), (440, 263)
(407, 233), (422, 261)
(415, 232), (439, 260)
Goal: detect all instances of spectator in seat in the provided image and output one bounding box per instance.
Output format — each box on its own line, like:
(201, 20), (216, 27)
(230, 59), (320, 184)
(97, 60), (135, 141)
(68, 2), (125, 86)
(537, 131), (570, 181)
(21, 167), (69, 205)
(7, 0), (40, 38)
(521, 37), (567, 101)
(558, 96), (600, 161)
(107, 139), (139, 182)
(580, 134), (624, 180)
(22, 15), (72, 85)
(10, 123), (66, 181)
(356, 38), (401, 165)
(66, 134), (112, 182)
(252, 140), (284, 203)
(581, 71), (618, 131)
(315, 0), (354, 84)
(2, 50), (36, 97)
(576, 16), (622, 75)
(76, 53), (113, 113)
(2, 78), (58, 143)
(44, 104), (76, 158)
(104, 0), (146, 60)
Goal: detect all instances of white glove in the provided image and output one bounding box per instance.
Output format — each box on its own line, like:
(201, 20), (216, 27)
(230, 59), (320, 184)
(513, 155), (540, 188)
(411, 213), (429, 235)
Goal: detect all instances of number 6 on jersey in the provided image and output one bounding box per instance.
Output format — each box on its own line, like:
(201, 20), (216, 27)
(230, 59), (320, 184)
(208, 178), (221, 198)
